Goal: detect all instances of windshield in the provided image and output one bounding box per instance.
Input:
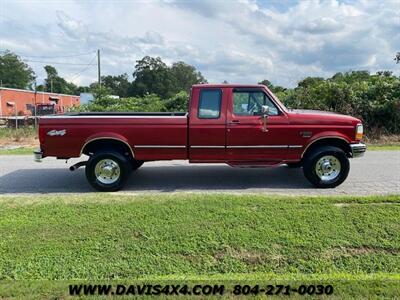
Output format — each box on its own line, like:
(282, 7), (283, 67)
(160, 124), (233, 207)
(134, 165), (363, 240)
(263, 87), (288, 113)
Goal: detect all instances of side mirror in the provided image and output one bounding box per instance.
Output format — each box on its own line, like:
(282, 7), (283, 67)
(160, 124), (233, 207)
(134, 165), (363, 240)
(261, 105), (269, 116)
(261, 105), (269, 132)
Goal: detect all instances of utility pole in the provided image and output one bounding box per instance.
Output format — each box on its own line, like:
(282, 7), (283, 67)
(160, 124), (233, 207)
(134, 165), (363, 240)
(14, 104), (18, 130)
(0, 80), (2, 118)
(97, 49), (101, 88)
(34, 81), (37, 128)
(50, 78), (53, 93)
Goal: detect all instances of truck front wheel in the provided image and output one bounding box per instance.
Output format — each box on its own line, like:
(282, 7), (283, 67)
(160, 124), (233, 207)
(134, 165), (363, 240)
(85, 150), (131, 192)
(303, 146), (350, 188)
(131, 160), (144, 171)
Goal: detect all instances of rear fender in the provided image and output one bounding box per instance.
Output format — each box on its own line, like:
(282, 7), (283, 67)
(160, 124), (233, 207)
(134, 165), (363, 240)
(80, 132), (134, 158)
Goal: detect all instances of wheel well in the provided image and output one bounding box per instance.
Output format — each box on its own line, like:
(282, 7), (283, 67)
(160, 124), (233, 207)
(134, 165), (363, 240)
(81, 138), (134, 160)
(302, 138), (351, 159)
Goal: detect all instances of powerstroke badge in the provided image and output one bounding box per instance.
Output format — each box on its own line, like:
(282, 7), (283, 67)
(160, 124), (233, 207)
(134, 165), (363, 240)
(47, 129), (66, 136)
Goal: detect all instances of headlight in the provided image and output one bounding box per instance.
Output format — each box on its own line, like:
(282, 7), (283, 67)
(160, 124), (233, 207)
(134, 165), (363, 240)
(355, 124), (363, 140)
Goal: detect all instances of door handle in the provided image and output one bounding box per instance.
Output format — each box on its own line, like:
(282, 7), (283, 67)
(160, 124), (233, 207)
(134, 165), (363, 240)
(228, 120), (240, 125)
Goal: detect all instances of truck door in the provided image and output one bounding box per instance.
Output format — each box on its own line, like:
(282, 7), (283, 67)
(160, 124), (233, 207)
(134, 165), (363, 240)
(188, 87), (227, 162)
(226, 88), (289, 162)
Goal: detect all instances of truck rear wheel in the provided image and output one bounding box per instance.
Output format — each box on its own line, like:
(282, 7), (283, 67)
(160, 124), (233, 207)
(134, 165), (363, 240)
(85, 150), (131, 192)
(286, 162), (302, 168)
(303, 146), (349, 188)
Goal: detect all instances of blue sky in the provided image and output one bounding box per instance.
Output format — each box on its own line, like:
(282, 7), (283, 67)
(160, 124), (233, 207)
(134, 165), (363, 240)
(0, 0), (399, 87)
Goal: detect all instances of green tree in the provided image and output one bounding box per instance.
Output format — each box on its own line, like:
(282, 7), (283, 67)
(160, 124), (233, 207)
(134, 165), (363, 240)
(170, 61), (206, 93)
(259, 79), (274, 89)
(164, 91), (189, 111)
(79, 94), (165, 113)
(101, 73), (131, 97)
(395, 52), (400, 64)
(298, 77), (324, 88)
(44, 65), (78, 94)
(279, 71), (400, 135)
(91, 84), (112, 101)
(0, 50), (35, 89)
(131, 56), (206, 99)
(131, 56), (175, 99)
(259, 79), (286, 93)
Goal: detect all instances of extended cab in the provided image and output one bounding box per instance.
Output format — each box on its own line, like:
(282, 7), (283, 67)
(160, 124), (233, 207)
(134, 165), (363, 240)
(35, 84), (366, 191)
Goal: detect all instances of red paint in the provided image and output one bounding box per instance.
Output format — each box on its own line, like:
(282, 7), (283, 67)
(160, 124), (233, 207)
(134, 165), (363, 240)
(38, 84), (362, 164)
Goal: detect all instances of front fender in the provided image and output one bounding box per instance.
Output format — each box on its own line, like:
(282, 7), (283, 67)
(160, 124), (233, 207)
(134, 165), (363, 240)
(302, 131), (352, 157)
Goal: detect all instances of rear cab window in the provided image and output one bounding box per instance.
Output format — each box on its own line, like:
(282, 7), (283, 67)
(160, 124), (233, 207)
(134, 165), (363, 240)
(198, 89), (222, 119)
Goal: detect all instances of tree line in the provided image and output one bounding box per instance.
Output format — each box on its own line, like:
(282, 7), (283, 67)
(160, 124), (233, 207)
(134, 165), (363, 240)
(1, 50), (399, 135)
(0, 51), (206, 98)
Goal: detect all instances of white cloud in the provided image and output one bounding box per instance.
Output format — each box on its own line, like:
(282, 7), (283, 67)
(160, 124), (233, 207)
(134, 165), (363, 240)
(295, 17), (344, 34)
(0, 0), (398, 88)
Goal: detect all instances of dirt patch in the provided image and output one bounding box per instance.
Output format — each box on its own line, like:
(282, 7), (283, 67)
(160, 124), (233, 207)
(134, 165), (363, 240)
(0, 127), (38, 148)
(213, 247), (285, 266)
(323, 246), (399, 258)
(334, 203), (350, 207)
(334, 202), (399, 207)
(0, 136), (38, 148)
(364, 134), (400, 145)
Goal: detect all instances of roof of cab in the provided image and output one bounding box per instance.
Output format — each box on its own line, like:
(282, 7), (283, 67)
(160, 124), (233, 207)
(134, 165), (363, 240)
(192, 84), (266, 89)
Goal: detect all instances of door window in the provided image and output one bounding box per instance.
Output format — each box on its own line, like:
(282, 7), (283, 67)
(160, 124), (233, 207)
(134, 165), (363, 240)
(198, 89), (222, 119)
(233, 90), (279, 116)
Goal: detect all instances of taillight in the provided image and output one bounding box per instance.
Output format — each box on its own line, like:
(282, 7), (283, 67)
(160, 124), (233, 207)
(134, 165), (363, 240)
(355, 124), (363, 141)
(38, 127), (46, 144)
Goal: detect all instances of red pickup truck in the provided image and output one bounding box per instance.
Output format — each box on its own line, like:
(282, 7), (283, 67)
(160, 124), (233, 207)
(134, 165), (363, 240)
(35, 84), (366, 191)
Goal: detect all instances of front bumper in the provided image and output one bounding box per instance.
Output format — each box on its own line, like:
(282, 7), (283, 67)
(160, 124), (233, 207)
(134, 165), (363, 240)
(350, 143), (366, 158)
(34, 149), (43, 162)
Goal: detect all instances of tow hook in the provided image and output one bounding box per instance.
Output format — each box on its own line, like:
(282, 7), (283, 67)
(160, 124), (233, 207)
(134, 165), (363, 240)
(69, 161), (87, 171)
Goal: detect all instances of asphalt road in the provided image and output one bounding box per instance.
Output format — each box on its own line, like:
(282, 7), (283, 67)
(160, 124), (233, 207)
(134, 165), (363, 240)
(0, 151), (399, 195)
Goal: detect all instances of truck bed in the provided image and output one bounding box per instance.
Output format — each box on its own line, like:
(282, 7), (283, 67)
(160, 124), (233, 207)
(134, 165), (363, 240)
(39, 112), (189, 160)
(64, 112), (188, 117)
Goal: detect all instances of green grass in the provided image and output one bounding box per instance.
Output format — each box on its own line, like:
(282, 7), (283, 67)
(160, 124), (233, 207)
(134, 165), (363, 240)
(0, 127), (36, 139)
(0, 147), (35, 155)
(367, 144), (400, 151)
(0, 194), (399, 299)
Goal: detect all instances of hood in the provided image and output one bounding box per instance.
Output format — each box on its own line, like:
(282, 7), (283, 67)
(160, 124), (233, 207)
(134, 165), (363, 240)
(287, 109), (361, 126)
(289, 109), (340, 115)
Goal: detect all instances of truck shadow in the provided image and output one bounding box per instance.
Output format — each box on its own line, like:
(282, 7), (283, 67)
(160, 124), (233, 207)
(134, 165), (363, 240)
(0, 164), (312, 194)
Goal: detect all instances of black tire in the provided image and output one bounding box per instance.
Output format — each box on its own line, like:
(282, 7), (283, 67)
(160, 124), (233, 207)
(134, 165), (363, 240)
(85, 150), (131, 192)
(131, 160), (144, 171)
(286, 162), (302, 168)
(303, 146), (350, 188)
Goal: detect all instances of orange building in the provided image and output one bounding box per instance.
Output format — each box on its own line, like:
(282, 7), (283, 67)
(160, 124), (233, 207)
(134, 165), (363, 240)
(0, 87), (80, 117)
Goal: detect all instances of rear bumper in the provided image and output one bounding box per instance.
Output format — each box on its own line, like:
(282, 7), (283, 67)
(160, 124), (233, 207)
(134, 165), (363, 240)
(34, 149), (43, 162)
(350, 143), (366, 158)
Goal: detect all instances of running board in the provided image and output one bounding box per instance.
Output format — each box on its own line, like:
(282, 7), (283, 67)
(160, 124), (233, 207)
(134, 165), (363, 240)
(227, 161), (281, 168)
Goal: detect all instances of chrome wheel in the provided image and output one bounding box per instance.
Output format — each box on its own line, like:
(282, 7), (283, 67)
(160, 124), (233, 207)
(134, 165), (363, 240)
(315, 155), (341, 181)
(94, 159), (121, 184)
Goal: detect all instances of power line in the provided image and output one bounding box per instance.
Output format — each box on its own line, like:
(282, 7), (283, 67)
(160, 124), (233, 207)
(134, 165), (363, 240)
(68, 55), (98, 82)
(0, 49), (97, 59)
(1, 49), (100, 84)
(23, 59), (97, 66)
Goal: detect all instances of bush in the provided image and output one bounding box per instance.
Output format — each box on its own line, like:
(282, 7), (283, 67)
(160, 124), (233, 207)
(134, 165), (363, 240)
(79, 71), (400, 136)
(78, 94), (165, 112)
(279, 71), (400, 135)
(164, 91), (189, 112)
(77, 91), (190, 113)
